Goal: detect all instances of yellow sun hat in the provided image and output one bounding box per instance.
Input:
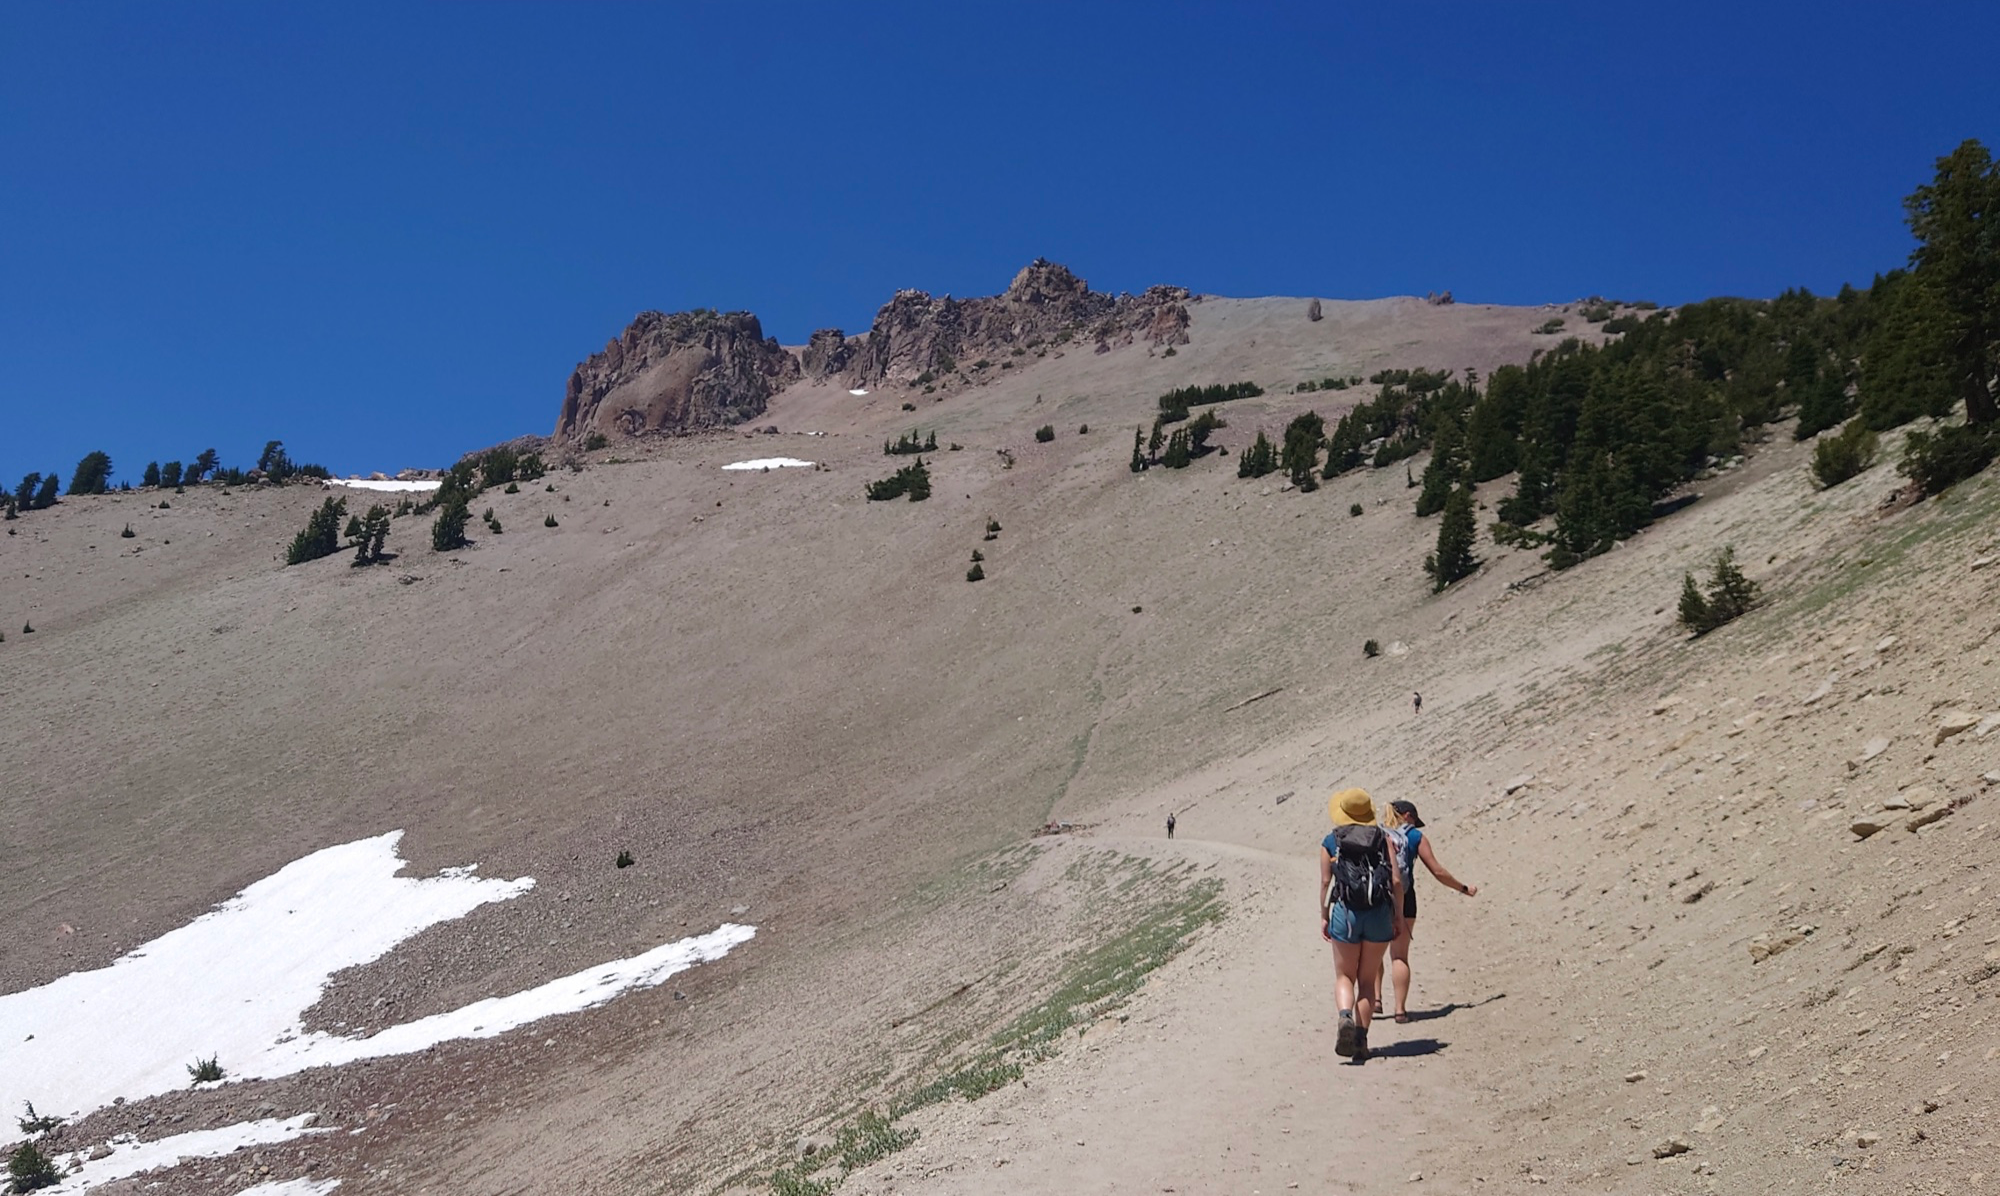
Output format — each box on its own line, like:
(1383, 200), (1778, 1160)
(1328, 787), (1376, 827)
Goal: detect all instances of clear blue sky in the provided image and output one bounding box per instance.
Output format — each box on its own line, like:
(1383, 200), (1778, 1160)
(4, 2), (1996, 483)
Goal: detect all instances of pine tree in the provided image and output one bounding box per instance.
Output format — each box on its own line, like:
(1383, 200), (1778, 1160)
(190, 448), (219, 483)
(1161, 428), (1193, 468)
(1238, 431), (1277, 478)
(67, 450), (112, 495)
(352, 505), (391, 565)
(1130, 426), (1146, 472)
(33, 472), (58, 509)
(1903, 138), (1999, 426)
(143, 461), (162, 487)
(1414, 416), (1465, 516)
(14, 473), (39, 510)
(1677, 573), (1711, 632)
(160, 461), (183, 488)
(1281, 412), (1324, 491)
(1425, 485), (1479, 591)
(285, 497), (348, 565)
(1147, 421), (1165, 464)
(431, 498), (470, 550)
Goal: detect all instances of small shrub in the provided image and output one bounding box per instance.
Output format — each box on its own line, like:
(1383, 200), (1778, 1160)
(1899, 423), (1996, 496)
(188, 1055), (224, 1084)
(284, 497), (347, 566)
(7, 1140), (59, 1192)
(970, 549), (984, 562)
(544, 514), (558, 527)
(966, 562), (985, 582)
(1678, 547), (1759, 635)
(1078, 424), (1089, 435)
(901, 402), (916, 412)
(504, 481), (520, 494)
(583, 432), (609, 451)
(1162, 346), (1177, 357)
(1601, 315), (1640, 334)
(22, 622), (32, 634)
(16, 1103), (63, 1136)
(915, 370), (935, 385)
(948, 442), (963, 451)
(431, 499), (470, 551)
(157, 499), (170, 509)
(1348, 503), (1363, 517)
(1533, 318), (1566, 335)
(865, 458), (931, 502)
(615, 850), (634, 869)
(1034, 424), (1055, 443)
(1363, 639), (1380, 658)
(120, 523), (135, 538)
(985, 518), (1002, 535)
(1810, 419), (1880, 488)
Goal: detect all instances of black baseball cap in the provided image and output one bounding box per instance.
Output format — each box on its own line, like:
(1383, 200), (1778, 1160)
(1390, 800), (1424, 827)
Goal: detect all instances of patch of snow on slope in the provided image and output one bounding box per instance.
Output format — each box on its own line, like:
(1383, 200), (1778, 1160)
(721, 458), (815, 471)
(324, 478), (441, 492)
(42, 1116), (325, 1193)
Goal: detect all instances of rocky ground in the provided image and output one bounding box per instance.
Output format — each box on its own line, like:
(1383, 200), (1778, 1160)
(4, 288), (1993, 1194)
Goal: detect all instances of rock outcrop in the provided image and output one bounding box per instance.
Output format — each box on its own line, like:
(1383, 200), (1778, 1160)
(800, 329), (855, 380)
(554, 309), (800, 444)
(842, 260), (1192, 386)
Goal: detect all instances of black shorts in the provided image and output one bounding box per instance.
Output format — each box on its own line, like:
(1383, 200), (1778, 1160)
(1403, 886), (1417, 920)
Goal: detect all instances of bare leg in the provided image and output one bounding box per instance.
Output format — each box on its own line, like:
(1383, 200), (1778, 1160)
(1355, 940), (1388, 1029)
(1333, 940), (1361, 1015)
(1390, 918), (1414, 1019)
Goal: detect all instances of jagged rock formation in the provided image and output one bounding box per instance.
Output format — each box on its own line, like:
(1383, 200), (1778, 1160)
(554, 309), (800, 444)
(800, 328), (855, 380)
(842, 260), (1192, 386)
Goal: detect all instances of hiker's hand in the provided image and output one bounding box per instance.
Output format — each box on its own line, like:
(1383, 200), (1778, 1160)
(1462, 884), (1479, 897)
(1318, 914), (1332, 942)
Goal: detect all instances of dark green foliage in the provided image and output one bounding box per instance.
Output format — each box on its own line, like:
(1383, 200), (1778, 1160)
(1187, 409), (1226, 454)
(1414, 415), (1465, 516)
(544, 513), (558, 527)
(584, 432), (609, 451)
(970, 548), (984, 563)
(21, 622), (31, 634)
(901, 402), (916, 412)
(1349, 502), (1364, 517)
(1579, 300), (1615, 323)
(1130, 426), (1146, 473)
(885, 429), (937, 455)
(344, 513), (364, 540)
(351, 505), (391, 565)
(1237, 431), (1277, 478)
(865, 458), (932, 501)
(1902, 139), (1999, 427)
(1160, 428), (1192, 468)
(256, 440), (299, 482)
(1146, 422), (1165, 462)
(1678, 547), (1759, 635)
(1156, 381), (1263, 422)
(120, 523), (135, 538)
(13, 474), (40, 511)
(188, 1055), (224, 1083)
(7, 1140), (59, 1192)
(1793, 369), (1854, 440)
(1367, 367), (1451, 392)
(504, 481), (520, 494)
(217, 467), (248, 486)
(15, 1103), (62, 1136)
(1810, 420), (1881, 488)
(284, 497), (347, 566)
(985, 518), (1001, 535)
(480, 447), (520, 488)
(1078, 424), (1089, 434)
(1601, 314), (1641, 334)
(1363, 639), (1380, 657)
(1296, 375), (1361, 393)
(1534, 318), (1567, 335)
(615, 850), (634, 869)
(1281, 412), (1324, 491)
(482, 507), (503, 535)
(1034, 424), (1055, 443)
(1859, 271), (1955, 429)
(67, 450), (113, 495)
(915, 370), (935, 385)
(431, 498), (471, 550)
(1424, 486), (1479, 591)
(142, 461), (161, 487)
(160, 461), (183, 488)
(32, 474), (57, 510)
(157, 500), (169, 509)
(190, 448), (219, 482)
(1899, 422), (1997, 496)
(966, 562), (985, 582)
(518, 452), (545, 481)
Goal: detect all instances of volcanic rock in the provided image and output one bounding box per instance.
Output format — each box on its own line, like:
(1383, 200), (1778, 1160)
(554, 309), (800, 445)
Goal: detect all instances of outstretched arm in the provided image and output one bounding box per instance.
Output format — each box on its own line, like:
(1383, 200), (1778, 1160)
(1418, 837), (1477, 896)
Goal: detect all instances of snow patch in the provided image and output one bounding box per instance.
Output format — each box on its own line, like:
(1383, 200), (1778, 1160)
(847, 388), (868, 396)
(0, 833), (754, 1125)
(43, 1116), (324, 1193)
(323, 478), (441, 492)
(721, 458), (815, 471)
(235, 1179), (341, 1196)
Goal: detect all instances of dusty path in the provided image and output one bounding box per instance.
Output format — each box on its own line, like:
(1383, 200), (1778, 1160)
(848, 825), (1506, 1194)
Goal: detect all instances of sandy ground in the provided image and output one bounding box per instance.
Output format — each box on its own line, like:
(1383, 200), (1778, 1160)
(4, 294), (1996, 1194)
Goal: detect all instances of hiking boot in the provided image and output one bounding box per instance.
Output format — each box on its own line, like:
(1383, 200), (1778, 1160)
(1354, 1026), (1370, 1062)
(1335, 1011), (1359, 1058)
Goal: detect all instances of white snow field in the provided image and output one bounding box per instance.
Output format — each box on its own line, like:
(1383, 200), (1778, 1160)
(233, 1180), (340, 1196)
(323, 477), (441, 492)
(41, 1116), (325, 1193)
(720, 457), (815, 470)
(0, 832), (755, 1128)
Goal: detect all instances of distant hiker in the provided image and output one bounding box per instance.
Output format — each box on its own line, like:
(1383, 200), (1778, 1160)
(1166, 812), (1176, 839)
(1412, 691), (1423, 715)
(1319, 787), (1402, 1062)
(1383, 800), (1476, 1023)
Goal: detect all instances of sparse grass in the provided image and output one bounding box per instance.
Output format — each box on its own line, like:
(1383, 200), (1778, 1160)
(188, 1055), (223, 1084)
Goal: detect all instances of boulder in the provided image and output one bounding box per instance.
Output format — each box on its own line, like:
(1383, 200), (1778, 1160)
(1850, 816), (1892, 840)
(1936, 711), (1981, 745)
(1307, 297), (1323, 322)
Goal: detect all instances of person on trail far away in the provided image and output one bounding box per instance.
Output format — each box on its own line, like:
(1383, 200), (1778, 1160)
(1382, 799), (1476, 1023)
(1412, 691), (1422, 715)
(1319, 787), (1403, 1062)
(1166, 812), (1176, 839)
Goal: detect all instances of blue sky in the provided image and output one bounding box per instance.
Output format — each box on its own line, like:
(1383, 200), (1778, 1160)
(4, 2), (1996, 482)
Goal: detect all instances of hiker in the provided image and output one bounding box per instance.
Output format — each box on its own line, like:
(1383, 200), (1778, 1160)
(1412, 691), (1423, 715)
(1166, 812), (1176, 839)
(1319, 787), (1402, 1061)
(1383, 799), (1477, 1023)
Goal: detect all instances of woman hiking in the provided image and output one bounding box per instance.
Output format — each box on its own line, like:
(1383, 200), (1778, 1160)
(1383, 799), (1477, 1023)
(1319, 787), (1402, 1061)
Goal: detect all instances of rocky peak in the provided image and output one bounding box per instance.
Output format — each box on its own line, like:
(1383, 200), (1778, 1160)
(554, 309), (800, 444)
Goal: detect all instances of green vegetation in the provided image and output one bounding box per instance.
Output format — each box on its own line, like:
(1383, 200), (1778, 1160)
(1900, 421), (1996, 495)
(142, 461), (161, 487)
(119, 523), (134, 538)
(1810, 419), (1881, 488)
(284, 497), (348, 566)
(1678, 547), (1759, 635)
(7, 1140), (58, 1192)
(884, 429), (937, 456)
(1295, 375), (1361, 393)
(1156, 381), (1263, 423)
(615, 850), (634, 869)
(1035, 424), (1055, 443)
(66, 450), (113, 495)
(966, 562), (985, 582)
(865, 458), (932, 502)
(14, 1104), (62, 1136)
(1363, 638), (1381, 657)
(1533, 317), (1567, 335)
(187, 1055), (224, 1084)
(1237, 430), (1277, 478)
(1349, 502), (1364, 517)
(544, 513), (558, 527)
(255, 440), (328, 484)
(431, 498), (470, 550)
(584, 432), (609, 451)
(1424, 486), (1479, 591)
(351, 505), (391, 565)
(1280, 411), (1324, 491)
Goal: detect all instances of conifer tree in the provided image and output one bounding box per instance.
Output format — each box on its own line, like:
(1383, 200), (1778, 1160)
(431, 498), (471, 550)
(160, 461), (183, 488)
(33, 472), (58, 509)
(14, 473), (40, 510)
(1238, 431), (1277, 478)
(143, 461), (162, 487)
(1425, 485), (1479, 591)
(1414, 415), (1465, 516)
(1903, 138), (1999, 426)
(1161, 428), (1193, 468)
(1281, 411), (1324, 491)
(190, 448), (219, 483)
(1130, 426), (1146, 472)
(67, 450), (112, 495)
